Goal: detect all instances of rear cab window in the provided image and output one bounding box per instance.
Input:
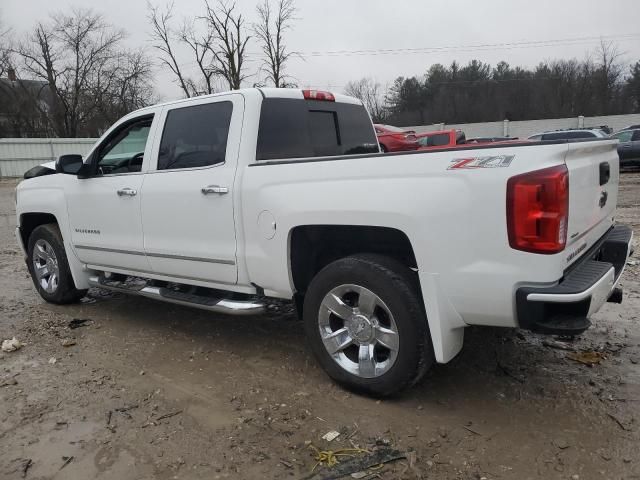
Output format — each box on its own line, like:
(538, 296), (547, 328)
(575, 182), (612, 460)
(256, 98), (378, 160)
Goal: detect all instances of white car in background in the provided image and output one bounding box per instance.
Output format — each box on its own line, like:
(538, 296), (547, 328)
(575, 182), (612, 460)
(528, 129), (609, 141)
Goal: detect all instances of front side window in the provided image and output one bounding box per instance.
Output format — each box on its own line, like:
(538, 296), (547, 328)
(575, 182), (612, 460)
(614, 131), (634, 142)
(158, 101), (233, 170)
(97, 116), (153, 174)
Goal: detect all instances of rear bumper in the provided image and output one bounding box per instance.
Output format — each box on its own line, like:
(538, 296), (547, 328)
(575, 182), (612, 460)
(516, 225), (633, 334)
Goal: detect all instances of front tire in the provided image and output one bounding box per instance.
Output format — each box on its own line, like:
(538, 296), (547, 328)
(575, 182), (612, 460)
(303, 254), (434, 396)
(27, 224), (87, 304)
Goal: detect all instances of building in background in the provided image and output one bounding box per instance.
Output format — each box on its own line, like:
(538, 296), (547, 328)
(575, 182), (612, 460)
(0, 68), (53, 138)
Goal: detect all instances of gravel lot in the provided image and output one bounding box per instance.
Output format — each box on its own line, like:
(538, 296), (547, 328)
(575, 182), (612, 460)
(0, 172), (639, 480)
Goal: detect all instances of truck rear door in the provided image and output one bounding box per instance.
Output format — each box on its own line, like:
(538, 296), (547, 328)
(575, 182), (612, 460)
(139, 93), (243, 285)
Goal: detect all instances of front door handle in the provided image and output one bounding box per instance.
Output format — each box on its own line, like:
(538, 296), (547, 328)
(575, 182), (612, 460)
(201, 185), (229, 195)
(117, 188), (137, 197)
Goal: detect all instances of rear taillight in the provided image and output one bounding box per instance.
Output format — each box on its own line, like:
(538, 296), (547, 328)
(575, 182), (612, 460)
(506, 164), (569, 254)
(302, 89), (335, 101)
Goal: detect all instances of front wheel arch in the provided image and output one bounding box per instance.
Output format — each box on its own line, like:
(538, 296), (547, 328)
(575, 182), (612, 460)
(26, 223), (87, 304)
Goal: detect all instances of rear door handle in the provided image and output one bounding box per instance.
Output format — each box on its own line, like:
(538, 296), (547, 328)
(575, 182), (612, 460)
(117, 188), (137, 197)
(201, 185), (228, 195)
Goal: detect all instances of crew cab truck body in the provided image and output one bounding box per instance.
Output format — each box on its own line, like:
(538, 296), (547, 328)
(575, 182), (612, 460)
(15, 88), (633, 396)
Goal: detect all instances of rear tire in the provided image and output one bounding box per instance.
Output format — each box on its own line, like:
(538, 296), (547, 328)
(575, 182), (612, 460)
(303, 254), (434, 396)
(27, 224), (87, 304)
(380, 144), (388, 153)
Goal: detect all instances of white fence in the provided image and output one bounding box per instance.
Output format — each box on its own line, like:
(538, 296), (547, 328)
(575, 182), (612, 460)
(0, 138), (97, 177)
(408, 113), (640, 139)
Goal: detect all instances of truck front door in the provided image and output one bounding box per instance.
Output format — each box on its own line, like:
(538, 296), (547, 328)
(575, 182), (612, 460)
(65, 113), (159, 272)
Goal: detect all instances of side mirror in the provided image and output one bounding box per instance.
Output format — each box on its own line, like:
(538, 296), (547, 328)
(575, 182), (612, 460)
(55, 154), (84, 175)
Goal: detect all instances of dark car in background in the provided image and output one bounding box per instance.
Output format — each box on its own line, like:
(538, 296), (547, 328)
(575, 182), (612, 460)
(374, 124), (419, 152)
(611, 129), (640, 168)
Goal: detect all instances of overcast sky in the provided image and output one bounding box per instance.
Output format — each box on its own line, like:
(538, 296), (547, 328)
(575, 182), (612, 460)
(2, 0), (640, 100)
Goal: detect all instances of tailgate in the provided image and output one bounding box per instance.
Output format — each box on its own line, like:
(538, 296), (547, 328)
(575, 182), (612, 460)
(564, 140), (619, 265)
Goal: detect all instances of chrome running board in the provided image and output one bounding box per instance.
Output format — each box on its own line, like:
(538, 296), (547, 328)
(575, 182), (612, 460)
(88, 276), (265, 316)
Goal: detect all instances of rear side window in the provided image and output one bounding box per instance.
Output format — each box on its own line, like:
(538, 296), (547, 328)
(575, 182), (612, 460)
(256, 98), (378, 160)
(158, 101), (232, 170)
(632, 130), (640, 141)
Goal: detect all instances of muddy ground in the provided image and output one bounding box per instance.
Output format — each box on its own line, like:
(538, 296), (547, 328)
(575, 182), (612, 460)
(0, 172), (639, 480)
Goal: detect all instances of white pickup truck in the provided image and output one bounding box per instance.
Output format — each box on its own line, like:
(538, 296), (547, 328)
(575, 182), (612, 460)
(15, 88), (633, 396)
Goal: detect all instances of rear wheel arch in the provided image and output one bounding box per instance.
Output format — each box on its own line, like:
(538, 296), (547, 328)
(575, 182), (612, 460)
(289, 225), (419, 296)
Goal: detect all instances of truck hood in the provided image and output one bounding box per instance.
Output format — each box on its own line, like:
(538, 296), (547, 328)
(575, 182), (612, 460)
(23, 161), (56, 179)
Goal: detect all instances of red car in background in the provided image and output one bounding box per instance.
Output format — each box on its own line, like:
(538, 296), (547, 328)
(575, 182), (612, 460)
(374, 124), (419, 152)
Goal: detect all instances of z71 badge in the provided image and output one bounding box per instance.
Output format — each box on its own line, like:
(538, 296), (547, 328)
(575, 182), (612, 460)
(448, 155), (514, 170)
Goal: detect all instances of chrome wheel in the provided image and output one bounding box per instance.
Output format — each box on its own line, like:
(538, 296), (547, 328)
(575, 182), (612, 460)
(318, 284), (399, 378)
(32, 239), (59, 294)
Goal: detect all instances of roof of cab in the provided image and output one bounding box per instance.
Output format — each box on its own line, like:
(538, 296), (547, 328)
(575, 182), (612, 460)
(131, 87), (362, 116)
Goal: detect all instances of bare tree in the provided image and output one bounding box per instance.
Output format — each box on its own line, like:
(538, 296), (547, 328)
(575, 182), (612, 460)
(93, 49), (157, 125)
(254, 0), (296, 87)
(16, 8), (154, 136)
(345, 77), (386, 122)
(148, 2), (193, 97)
(0, 17), (12, 77)
(595, 40), (624, 114)
(203, 0), (250, 90)
(178, 19), (218, 95)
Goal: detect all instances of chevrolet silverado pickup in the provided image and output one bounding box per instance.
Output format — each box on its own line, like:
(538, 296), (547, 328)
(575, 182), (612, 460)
(15, 88), (634, 396)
